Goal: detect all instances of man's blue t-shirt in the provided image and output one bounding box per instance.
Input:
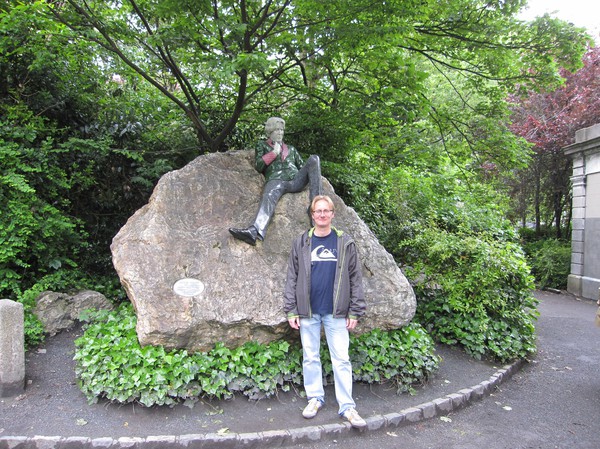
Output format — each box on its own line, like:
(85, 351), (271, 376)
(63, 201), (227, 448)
(310, 232), (338, 315)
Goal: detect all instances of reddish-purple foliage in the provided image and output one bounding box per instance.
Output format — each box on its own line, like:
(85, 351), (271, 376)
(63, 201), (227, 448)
(510, 47), (600, 153)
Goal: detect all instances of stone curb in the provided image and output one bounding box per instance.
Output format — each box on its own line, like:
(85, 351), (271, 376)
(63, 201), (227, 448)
(0, 358), (526, 449)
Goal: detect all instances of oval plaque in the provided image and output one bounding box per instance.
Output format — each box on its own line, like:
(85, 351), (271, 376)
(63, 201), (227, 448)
(173, 278), (205, 297)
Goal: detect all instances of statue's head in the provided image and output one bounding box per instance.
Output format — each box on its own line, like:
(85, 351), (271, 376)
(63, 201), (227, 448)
(265, 117), (285, 136)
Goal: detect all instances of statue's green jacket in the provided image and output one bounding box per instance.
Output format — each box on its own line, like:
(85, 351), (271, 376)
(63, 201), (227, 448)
(255, 139), (304, 182)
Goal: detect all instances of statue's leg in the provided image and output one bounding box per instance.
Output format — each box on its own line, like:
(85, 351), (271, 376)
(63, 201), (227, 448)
(253, 180), (287, 240)
(307, 155), (323, 200)
(289, 155), (322, 201)
(235, 156), (322, 243)
(287, 155), (323, 226)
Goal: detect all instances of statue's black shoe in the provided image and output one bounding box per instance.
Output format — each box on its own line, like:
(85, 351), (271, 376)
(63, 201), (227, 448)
(229, 227), (258, 246)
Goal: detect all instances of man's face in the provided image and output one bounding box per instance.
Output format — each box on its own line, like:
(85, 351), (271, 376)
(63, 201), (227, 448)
(270, 126), (284, 143)
(312, 199), (334, 227)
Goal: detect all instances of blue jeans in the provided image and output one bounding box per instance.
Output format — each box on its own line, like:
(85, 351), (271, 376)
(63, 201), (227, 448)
(299, 314), (355, 415)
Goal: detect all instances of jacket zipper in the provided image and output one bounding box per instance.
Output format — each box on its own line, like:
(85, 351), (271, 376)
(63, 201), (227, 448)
(332, 239), (348, 317)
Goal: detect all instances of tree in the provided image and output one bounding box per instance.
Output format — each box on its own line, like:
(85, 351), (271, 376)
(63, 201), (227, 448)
(0, 0), (593, 298)
(0, 1), (189, 295)
(43, 0), (590, 153)
(509, 46), (600, 238)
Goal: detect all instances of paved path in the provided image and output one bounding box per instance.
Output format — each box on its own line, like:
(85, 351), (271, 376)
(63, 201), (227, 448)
(302, 290), (600, 449)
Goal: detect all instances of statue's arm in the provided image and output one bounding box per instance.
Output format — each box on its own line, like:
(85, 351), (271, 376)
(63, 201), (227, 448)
(255, 140), (277, 173)
(292, 145), (305, 168)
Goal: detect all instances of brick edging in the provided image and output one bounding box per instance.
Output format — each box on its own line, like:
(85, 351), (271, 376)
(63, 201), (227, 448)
(0, 359), (526, 449)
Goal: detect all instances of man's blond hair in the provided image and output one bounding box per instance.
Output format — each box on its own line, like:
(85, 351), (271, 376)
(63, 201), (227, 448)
(310, 195), (335, 213)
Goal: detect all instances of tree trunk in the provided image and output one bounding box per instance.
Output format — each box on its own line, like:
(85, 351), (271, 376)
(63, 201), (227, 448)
(554, 190), (563, 239)
(534, 168), (541, 236)
(565, 192), (573, 239)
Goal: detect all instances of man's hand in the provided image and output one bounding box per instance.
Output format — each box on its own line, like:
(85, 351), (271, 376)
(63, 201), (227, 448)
(273, 142), (282, 156)
(346, 318), (358, 330)
(288, 317), (300, 329)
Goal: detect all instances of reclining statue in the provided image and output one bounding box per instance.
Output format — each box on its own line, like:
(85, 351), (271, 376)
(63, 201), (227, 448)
(229, 117), (322, 245)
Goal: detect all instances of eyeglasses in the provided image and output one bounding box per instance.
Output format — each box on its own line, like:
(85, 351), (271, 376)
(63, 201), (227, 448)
(312, 209), (333, 215)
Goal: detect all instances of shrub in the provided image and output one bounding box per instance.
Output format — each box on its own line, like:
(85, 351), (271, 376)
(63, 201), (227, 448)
(75, 303), (439, 406)
(0, 130), (84, 300)
(403, 228), (538, 363)
(349, 324), (440, 394)
(522, 239), (571, 290)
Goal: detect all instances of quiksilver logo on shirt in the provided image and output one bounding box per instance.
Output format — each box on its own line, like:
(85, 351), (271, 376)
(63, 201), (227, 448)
(311, 245), (337, 262)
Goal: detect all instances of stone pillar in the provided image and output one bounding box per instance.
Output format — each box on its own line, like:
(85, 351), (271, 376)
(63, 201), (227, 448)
(567, 158), (586, 295)
(0, 299), (25, 397)
(564, 124), (600, 300)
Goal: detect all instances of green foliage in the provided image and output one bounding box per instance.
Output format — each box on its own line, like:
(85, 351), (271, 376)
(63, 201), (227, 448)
(357, 164), (539, 363)
(350, 325), (440, 395)
(75, 304), (439, 407)
(0, 112), (84, 298)
(19, 304), (45, 349)
(364, 164), (516, 263)
(1, 3), (191, 292)
(403, 228), (538, 363)
(3, 0), (581, 374)
(42, 0), (590, 153)
(0, 102), (149, 301)
(1, 4), (119, 297)
(522, 238), (571, 290)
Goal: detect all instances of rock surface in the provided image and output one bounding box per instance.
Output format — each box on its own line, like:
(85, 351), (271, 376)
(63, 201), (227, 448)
(111, 149), (416, 352)
(34, 290), (114, 335)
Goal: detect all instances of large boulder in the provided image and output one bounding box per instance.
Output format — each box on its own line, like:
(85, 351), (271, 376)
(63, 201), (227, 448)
(111, 150), (416, 352)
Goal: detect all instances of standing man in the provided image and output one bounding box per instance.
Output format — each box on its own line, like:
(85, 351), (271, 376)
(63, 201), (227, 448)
(284, 195), (367, 428)
(229, 117), (322, 245)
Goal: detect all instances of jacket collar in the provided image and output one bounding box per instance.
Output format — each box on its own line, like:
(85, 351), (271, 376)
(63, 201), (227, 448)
(307, 226), (343, 238)
(266, 138), (289, 160)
